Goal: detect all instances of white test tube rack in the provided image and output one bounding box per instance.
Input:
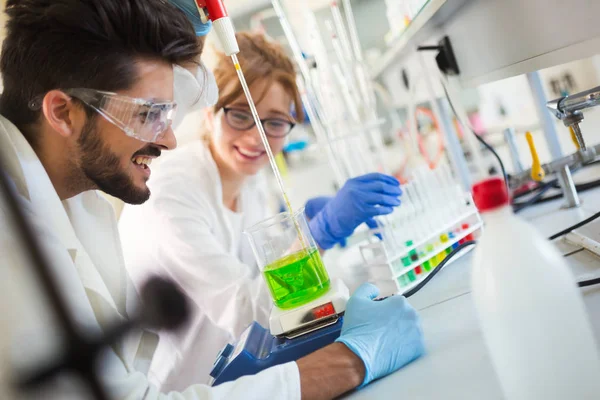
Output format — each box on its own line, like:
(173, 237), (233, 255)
(351, 165), (483, 296)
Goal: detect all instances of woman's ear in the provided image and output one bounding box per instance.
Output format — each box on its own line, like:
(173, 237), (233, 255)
(42, 90), (81, 138)
(204, 108), (215, 132)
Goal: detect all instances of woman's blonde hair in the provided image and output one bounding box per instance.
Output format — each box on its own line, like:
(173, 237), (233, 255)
(211, 31), (304, 122)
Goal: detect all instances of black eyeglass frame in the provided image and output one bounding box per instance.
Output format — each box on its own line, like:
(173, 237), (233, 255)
(222, 107), (296, 138)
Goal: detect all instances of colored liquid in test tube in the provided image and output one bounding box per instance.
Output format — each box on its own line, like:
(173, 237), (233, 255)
(441, 233), (452, 255)
(422, 259), (432, 272)
(434, 239), (446, 264)
(406, 240), (418, 260)
(401, 256), (411, 267)
(415, 250), (426, 275)
(458, 226), (466, 245)
(398, 274), (411, 288)
(463, 223), (475, 241)
(448, 232), (459, 250)
(407, 270), (417, 282)
(423, 244), (437, 272)
(427, 244), (439, 268)
(404, 241), (418, 282)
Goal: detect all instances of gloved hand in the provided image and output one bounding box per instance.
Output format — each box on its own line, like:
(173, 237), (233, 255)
(308, 173), (401, 250)
(336, 283), (425, 387)
(305, 197), (347, 248)
(305, 196), (332, 221)
(168, 0), (212, 36)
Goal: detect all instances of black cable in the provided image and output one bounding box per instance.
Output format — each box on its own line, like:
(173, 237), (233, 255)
(513, 182), (555, 213)
(473, 132), (508, 185)
(512, 176), (600, 211)
(512, 179), (557, 200)
(405, 241), (477, 298)
(578, 277), (600, 288)
(441, 82), (508, 186)
(548, 210), (600, 240)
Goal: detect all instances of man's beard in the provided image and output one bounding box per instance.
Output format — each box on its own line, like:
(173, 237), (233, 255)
(78, 119), (151, 205)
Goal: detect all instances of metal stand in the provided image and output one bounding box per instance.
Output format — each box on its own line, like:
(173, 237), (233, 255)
(436, 98), (472, 191)
(527, 72), (564, 158)
(503, 127), (524, 173)
(526, 71), (581, 208)
(558, 165), (581, 209)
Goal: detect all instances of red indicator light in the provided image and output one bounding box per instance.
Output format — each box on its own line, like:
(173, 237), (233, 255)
(313, 303), (335, 319)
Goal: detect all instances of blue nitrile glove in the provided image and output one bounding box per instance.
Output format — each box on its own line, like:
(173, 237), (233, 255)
(336, 283), (425, 388)
(308, 173), (401, 250)
(305, 197), (346, 248)
(168, 0), (213, 36)
(305, 196), (332, 220)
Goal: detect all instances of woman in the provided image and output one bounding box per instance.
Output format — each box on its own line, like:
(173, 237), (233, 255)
(118, 32), (402, 390)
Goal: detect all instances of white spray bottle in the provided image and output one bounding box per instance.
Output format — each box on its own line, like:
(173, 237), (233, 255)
(471, 178), (600, 400)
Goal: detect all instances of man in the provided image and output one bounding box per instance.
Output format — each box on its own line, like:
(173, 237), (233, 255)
(0, 1), (425, 399)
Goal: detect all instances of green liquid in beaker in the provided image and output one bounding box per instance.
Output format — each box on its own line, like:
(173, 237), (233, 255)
(263, 248), (330, 309)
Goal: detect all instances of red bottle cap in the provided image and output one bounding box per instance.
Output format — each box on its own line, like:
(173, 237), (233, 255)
(196, 0), (228, 20)
(472, 178), (509, 212)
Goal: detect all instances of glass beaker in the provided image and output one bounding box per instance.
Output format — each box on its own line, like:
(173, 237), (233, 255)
(245, 207), (331, 310)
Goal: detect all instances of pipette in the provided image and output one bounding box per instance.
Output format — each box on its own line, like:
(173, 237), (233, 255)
(229, 56), (298, 216)
(196, 0), (305, 246)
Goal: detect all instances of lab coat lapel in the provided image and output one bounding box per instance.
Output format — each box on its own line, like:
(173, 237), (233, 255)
(64, 193), (155, 371)
(63, 192), (129, 317)
(0, 115), (157, 372)
(0, 116), (124, 321)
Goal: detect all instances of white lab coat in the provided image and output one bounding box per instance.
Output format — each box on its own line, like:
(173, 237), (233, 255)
(0, 115), (300, 400)
(119, 141), (276, 390)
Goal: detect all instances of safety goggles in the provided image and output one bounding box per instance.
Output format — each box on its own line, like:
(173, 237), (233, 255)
(30, 88), (178, 143)
(222, 107), (296, 138)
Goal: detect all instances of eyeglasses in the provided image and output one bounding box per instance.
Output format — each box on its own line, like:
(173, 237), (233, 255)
(222, 107), (296, 138)
(29, 88), (178, 143)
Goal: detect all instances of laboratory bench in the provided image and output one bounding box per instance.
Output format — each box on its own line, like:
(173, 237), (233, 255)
(332, 186), (600, 400)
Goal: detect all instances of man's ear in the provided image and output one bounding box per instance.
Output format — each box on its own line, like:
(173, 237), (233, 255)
(41, 90), (81, 138)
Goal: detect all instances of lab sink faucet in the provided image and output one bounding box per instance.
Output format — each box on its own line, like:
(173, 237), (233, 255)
(547, 86), (600, 151)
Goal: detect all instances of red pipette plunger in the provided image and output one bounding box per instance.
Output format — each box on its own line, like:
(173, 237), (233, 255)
(195, 0), (240, 56)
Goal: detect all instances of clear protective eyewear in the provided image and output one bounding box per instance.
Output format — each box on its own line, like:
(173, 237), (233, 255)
(29, 88), (178, 143)
(223, 107), (296, 138)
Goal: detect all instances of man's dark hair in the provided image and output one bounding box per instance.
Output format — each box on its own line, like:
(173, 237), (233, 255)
(0, 0), (202, 144)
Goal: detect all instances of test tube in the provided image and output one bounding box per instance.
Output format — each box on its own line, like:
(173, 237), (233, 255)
(428, 243), (440, 268)
(415, 264), (423, 275)
(392, 259), (403, 276)
(448, 232), (459, 250)
(296, 79), (345, 186)
(325, 20), (361, 107)
(330, 1), (354, 63)
(463, 223), (475, 241)
(398, 274), (411, 288)
(410, 174), (433, 234)
(422, 257), (432, 272)
(406, 240), (417, 282)
(304, 9), (355, 179)
(441, 163), (462, 217)
(441, 233), (452, 255)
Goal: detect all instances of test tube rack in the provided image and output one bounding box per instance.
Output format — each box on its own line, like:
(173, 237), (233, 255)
(357, 165), (483, 296)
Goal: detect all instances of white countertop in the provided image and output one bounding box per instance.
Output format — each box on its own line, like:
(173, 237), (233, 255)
(340, 186), (600, 399)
